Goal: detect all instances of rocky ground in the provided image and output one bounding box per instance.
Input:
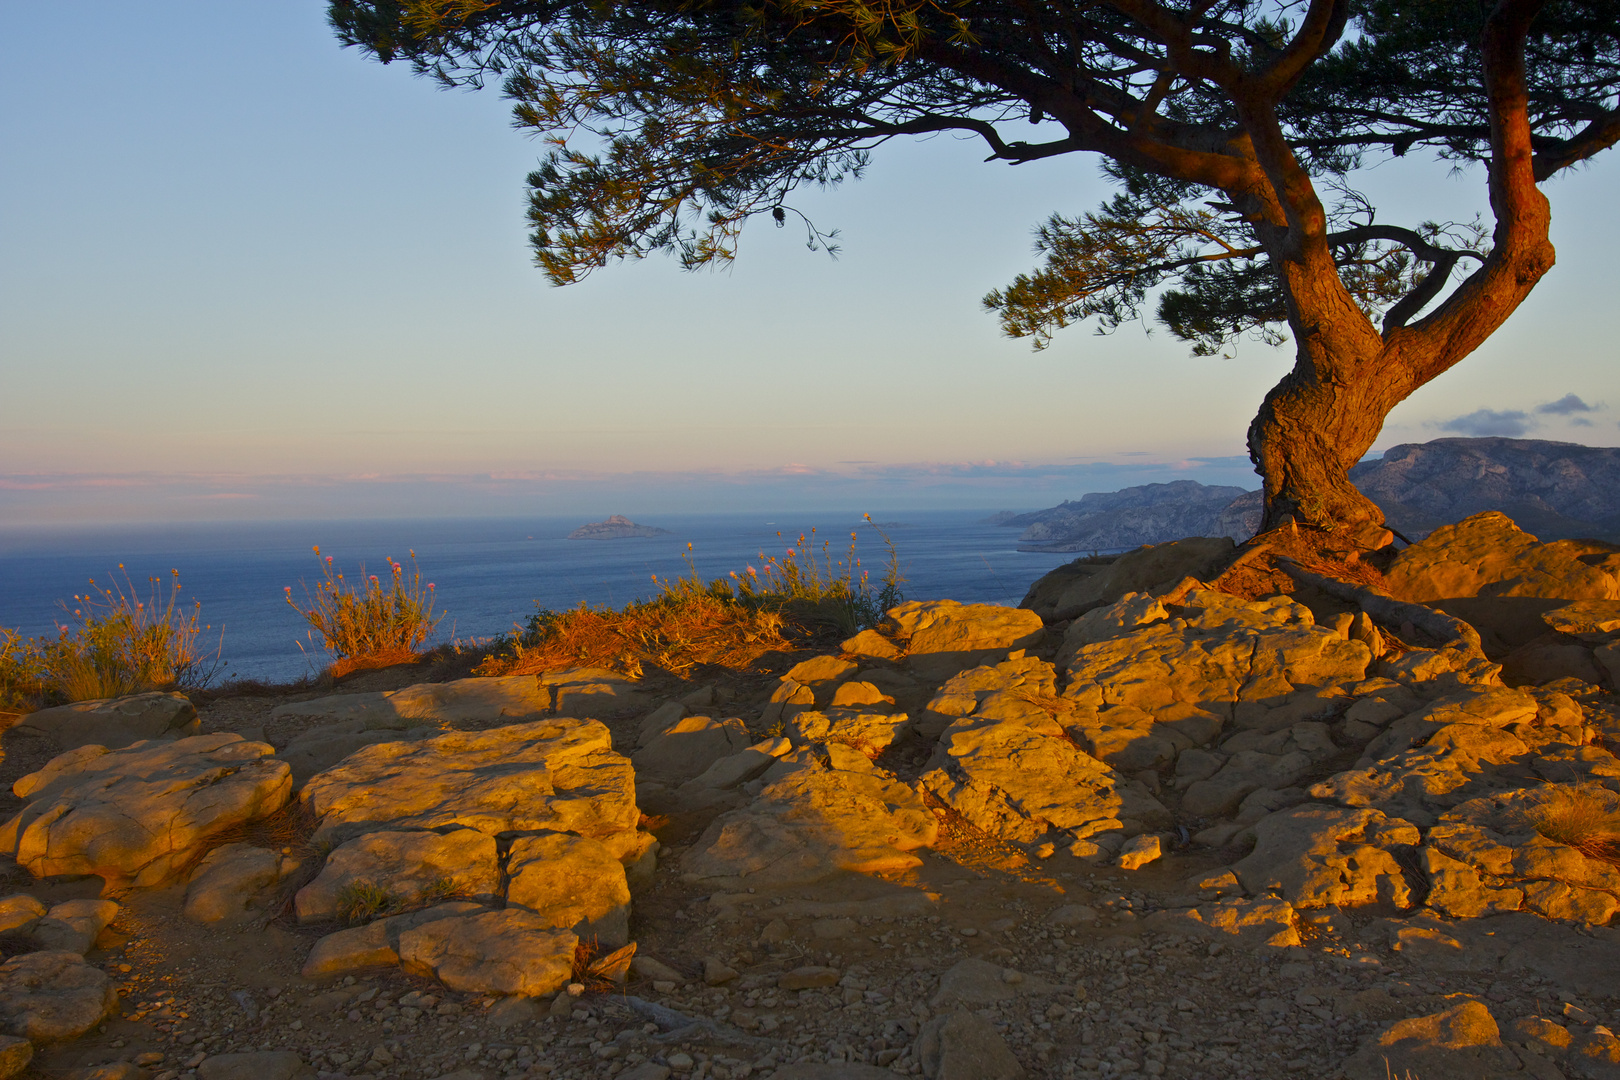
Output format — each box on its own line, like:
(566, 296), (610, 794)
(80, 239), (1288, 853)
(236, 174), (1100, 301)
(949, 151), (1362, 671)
(2, 511), (1619, 1080)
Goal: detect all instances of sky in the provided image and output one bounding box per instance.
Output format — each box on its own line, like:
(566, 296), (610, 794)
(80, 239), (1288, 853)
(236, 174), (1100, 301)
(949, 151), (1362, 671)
(2, 1), (1616, 524)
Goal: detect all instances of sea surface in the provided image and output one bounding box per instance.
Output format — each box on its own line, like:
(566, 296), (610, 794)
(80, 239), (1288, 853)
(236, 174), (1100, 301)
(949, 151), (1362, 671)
(0, 511), (1079, 685)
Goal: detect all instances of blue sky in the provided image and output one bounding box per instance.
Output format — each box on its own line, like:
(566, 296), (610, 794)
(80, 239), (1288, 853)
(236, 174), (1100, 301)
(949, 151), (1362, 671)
(2, 1), (1615, 523)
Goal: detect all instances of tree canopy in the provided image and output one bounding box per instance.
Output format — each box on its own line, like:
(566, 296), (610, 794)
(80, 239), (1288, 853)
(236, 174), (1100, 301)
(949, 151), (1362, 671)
(329, 0), (1619, 539)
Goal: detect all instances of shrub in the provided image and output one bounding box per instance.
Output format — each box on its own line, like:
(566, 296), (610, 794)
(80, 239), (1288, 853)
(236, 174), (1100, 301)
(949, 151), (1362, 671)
(1, 567), (217, 709)
(1533, 783), (1620, 863)
(334, 881), (401, 926)
(480, 517), (905, 678)
(286, 547), (442, 677)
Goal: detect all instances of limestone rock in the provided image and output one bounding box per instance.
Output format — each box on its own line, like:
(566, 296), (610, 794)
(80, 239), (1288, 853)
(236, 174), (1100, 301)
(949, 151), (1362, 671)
(1020, 537), (1238, 622)
(682, 739), (792, 793)
(0, 951), (119, 1042)
(631, 716), (752, 783)
(0, 1035), (31, 1080)
(787, 710), (912, 754)
(683, 752), (937, 885)
(841, 629), (900, 662)
(0, 895), (45, 935)
(918, 656), (1061, 741)
(294, 829), (500, 924)
(916, 1010), (1026, 1080)
(1384, 512), (1620, 604)
(1598, 642), (1620, 690)
(783, 657), (861, 702)
(636, 701), (686, 747)
(1116, 833), (1162, 870)
(1231, 804), (1419, 910)
(1179, 897), (1302, 948)
(184, 843), (303, 924)
(1543, 600), (1620, 638)
(396, 908), (577, 997)
(278, 722), (437, 784)
(197, 1051), (309, 1080)
(886, 601), (1045, 681)
(771, 1066), (895, 1080)
(541, 667), (654, 716)
(1062, 590), (1369, 773)
(922, 710), (1168, 846)
(300, 902), (486, 978)
(1183, 723), (1338, 817)
(29, 899), (118, 954)
(271, 676), (550, 729)
(0, 734), (292, 891)
(505, 831), (631, 948)
(827, 681), (895, 710)
(1343, 1001), (1523, 1080)
(13, 691), (199, 750)
(300, 718), (638, 854)
(1422, 847), (1525, 919)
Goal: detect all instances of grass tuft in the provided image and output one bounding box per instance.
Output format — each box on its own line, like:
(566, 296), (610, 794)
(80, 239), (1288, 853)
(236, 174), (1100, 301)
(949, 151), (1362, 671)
(334, 880), (403, 926)
(0, 566), (219, 710)
(1533, 783), (1620, 863)
(480, 517), (905, 678)
(286, 547), (443, 677)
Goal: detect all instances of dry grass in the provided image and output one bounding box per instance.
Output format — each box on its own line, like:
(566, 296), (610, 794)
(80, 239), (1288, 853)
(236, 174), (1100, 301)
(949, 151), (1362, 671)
(481, 524), (905, 679)
(1533, 783), (1620, 863)
(286, 547), (442, 675)
(570, 938), (637, 991)
(1, 567), (219, 709)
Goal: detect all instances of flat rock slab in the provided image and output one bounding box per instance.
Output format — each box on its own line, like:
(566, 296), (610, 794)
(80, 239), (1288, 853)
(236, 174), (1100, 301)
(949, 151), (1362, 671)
(630, 716), (751, 784)
(397, 908), (577, 997)
(506, 832), (631, 948)
(197, 1051), (308, 1080)
(12, 691), (199, 750)
(923, 712), (1169, 846)
(539, 667), (654, 716)
(300, 718), (638, 854)
(185, 843), (303, 924)
(278, 722), (439, 785)
(786, 710), (912, 754)
(887, 600), (1045, 681)
(1232, 804), (1419, 910)
(0, 734), (292, 891)
(295, 829), (500, 923)
(271, 676), (550, 729)
(682, 752), (938, 886)
(0, 950), (119, 1042)
(918, 1010), (1027, 1080)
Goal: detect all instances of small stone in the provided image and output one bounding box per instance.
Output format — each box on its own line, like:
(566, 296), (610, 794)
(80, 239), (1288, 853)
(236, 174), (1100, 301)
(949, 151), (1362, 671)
(1115, 834), (1162, 870)
(703, 957), (739, 985)
(666, 1052), (694, 1071)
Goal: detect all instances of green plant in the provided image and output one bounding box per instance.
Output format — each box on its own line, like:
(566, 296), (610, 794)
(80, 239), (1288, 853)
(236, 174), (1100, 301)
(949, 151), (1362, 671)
(334, 880), (401, 926)
(286, 547), (443, 676)
(721, 514), (906, 635)
(1, 567), (218, 709)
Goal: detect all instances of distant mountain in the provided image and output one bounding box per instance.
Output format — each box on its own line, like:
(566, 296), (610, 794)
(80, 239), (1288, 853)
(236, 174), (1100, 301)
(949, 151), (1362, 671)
(1003, 437), (1620, 552)
(567, 515), (672, 540)
(1004, 481), (1259, 552)
(1350, 437), (1620, 542)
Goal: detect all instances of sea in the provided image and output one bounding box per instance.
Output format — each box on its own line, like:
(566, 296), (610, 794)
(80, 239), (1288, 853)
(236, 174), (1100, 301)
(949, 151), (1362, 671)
(0, 511), (1081, 685)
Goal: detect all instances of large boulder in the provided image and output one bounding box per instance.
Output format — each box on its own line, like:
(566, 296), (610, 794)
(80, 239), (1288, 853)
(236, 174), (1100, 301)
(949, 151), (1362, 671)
(1020, 537), (1239, 622)
(683, 745), (937, 886)
(885, 601), (1045, 681)
(27, 899), (119, 955)
(294, 829), (501, 924)
(300, 901), (486, 978)
(0, 734), (292, 891)
(0, 951), (120, 1042)
(12, 692), (199, 750)
(299, 718), (639, 854)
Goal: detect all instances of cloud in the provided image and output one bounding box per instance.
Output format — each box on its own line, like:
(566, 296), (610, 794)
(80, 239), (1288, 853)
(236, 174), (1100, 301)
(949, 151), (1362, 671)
(1438, 409), (1534, 437)
(1536, 393), (1601, 415)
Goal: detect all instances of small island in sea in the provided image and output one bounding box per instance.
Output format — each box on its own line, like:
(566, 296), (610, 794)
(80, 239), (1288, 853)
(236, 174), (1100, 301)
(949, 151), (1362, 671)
(566, 514), (672, 540)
